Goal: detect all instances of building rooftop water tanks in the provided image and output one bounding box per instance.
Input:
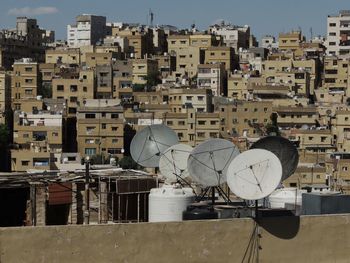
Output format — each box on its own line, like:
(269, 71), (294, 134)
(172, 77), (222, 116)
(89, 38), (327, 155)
(149, 185), (195, 223)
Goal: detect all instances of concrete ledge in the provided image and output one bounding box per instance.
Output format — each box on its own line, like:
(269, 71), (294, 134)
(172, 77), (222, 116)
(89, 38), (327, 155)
(0, 215), (350, 262)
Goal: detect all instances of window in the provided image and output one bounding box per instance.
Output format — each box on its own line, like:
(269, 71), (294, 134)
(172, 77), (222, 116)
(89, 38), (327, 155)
(178, 132), (183, 138)
(102, 124), (106, 129)
(210, 120), (217, 125)
(209, 132), (217, 138)
(21, 160), (30, 166)
(85, 148), (96, 155)
(197, 132), (205, 138)
(85, 113), (96, 119)
(111, 113), (119, 119)
(86, 126), (95, 134)
(329, 23), (336, 27)
(111, 127), (118, 131)
(329, 32), (336, 36)
(178, 121), (185, 125)
(108, 148), (121, 155)
(25, 67), (33, 72)
(25, 89), (32, 95)
(25, 79), (33, 84)
(198, 121), (206, 125)
(83, 86), (87, 92)
(329, 42), (336, 46)
(198, 96), (204, 101)
(57, 85), (64, 91)
(308, 136), (314, 141)
(112, 139), (118, 143)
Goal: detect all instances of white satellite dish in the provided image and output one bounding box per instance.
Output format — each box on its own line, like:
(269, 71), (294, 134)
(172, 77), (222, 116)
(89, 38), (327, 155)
(130, 124), (179, 167)
(188, 138), (240, 187)
(159, 144), (193, 183)
(227, 149), (282, 200)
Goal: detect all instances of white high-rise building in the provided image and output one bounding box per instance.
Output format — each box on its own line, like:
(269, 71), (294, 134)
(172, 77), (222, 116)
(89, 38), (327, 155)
(325, 10), (350, 56)
(67, 14), (106, 48)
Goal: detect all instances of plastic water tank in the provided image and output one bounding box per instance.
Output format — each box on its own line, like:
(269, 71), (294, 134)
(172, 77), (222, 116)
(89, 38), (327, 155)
(149, 185), (195, 222)
(183, 205), (219, 221)
(268, 188), (306, 209)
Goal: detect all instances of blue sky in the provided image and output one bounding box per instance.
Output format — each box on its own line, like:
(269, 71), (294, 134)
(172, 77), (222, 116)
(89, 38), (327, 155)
(0, 0), (349, 41)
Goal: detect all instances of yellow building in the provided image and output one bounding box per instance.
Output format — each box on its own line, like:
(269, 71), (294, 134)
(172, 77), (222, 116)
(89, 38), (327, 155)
(11, 58), (40, 111)
(164, 109), (220, 146)
(52, 69), (94, 116)
(45, 48), (81, 64)
(76, 99), (124, 160)
(278, 31), (304, 52)
(132, 59), (158, 85)
(11, 107), (63, 172)
(168, 88), (213, 113)
(204, 46), (235, 72)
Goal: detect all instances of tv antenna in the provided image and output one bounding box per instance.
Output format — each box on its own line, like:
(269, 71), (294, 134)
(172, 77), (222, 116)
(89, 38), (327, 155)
(187, 138), (240, 204)
(130, 124), (179, 167)
(250, 136), (299, 181)
(149, 9), (154, 27)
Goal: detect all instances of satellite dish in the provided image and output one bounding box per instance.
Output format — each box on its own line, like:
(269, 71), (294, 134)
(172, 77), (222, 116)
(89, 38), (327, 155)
(130, 124), (179, 167)
(159, 144), (193, 183)
(250, 136), (298, 181)
(227, 149), (282, 200)
(188, 138), (240, 187)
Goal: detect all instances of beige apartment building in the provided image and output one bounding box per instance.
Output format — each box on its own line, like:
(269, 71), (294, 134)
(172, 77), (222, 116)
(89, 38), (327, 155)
(274, 105), (318, 128)
(52, 69), (95, 116)
(278, 31), (305, 52)
(168, 88), (213, 113)
(227, 73), (249, 99)
(132, 59), (158, 85)
(197, 63), (226, 96)
(76, 99), (124, 160)
(112, 60), (133, 100)
(164, 109), (220, 146)
(45, 48), (81, 64)
(218, 100), (273, 137)
(283, 166), (327, 188)
(204, 46), (235, 72)
(0, 71), (11, 124)
(11, 107), (63, 172)
(323, 56), (349, 96)
(333, 110), (350, 152)
(11, 58), (40, 111)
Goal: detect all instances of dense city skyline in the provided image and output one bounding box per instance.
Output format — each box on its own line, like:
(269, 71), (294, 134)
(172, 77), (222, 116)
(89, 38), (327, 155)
(0, 0), (349, 40)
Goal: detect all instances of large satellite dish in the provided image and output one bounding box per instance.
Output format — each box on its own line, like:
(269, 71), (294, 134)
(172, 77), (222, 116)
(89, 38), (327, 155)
(188, 138), (240, 187)
(159, 144), (193, 183)
(250, 136), (298, 181)
(227, 149), (282, 200)
(130, 124), (179, 167)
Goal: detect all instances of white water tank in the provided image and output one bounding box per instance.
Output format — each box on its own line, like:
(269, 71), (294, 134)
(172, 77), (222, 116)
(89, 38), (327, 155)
(149, 185), (195, 222)
(268, 188), (306, 209)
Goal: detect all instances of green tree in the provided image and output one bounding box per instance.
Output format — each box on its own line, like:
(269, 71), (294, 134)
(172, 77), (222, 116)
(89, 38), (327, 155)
(118, 156), (141, 170)
(143, 71), (161, 88)
(265, 113), (280, 136)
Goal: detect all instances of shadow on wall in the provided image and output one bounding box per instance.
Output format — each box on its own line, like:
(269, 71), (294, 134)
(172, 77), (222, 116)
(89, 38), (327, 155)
(258, 215), (300, 240)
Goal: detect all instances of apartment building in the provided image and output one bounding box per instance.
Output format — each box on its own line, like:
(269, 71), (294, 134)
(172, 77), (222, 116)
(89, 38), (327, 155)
(167, 35), (205, 77)
(323, 56), (349, 96)
(67, 15), (107, 48)
(227, 73), (249, 99)
(11, 58), (40, 111)
(96, 65), (113, 99)
(45, 48), (81, 65)
(52, 69), (95, 116)
(217, 99), (273, 137)
(0, 17), (52, 69)
(333, 110), (350, 152)
(132, 59), (158, 85)
(197, 63), (226, 96)
(76, 99), (124, 160)
(274, 105), (318, 128)
(0, 72), (11, 125)
(278, 31), (304, 52)
(164, 109), (220, 146)
(325, 10), (350, 55)
(283, 166), (327, 188)
(112, 60), (133, 100)
(204, 46), (235, 72)
(208, 23), (250, 52)
(11, 104), (64, 172)
(168, 88), (213, 113)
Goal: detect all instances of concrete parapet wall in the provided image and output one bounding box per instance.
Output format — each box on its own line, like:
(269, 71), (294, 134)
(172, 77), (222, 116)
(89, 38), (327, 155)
(0, 215), (350, 262)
